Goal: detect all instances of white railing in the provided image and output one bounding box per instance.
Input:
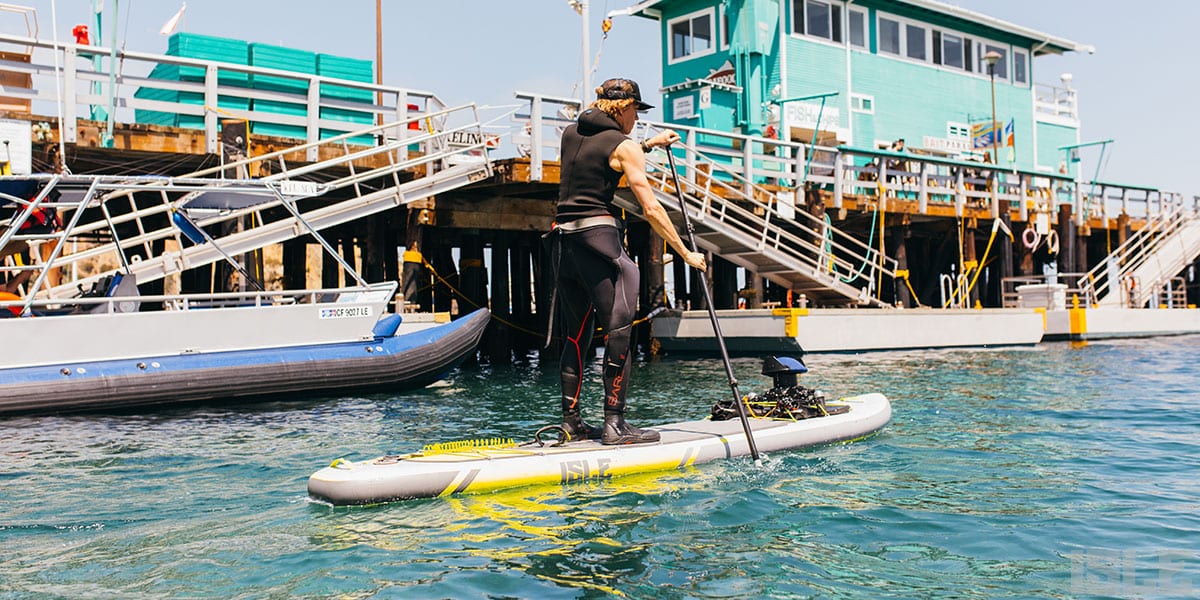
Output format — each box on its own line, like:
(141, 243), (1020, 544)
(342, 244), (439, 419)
(1034, 83), (1079, 122)
(0, 105), (492, 308)
(1079, 202), (1200, 307)
(0, 281), (397, 315)
(511, 92), (1181, 226)
(0, 32), (449, 161)
(633, 122), (897, 302)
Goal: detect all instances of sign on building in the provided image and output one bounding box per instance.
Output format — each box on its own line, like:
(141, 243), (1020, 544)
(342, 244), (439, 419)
(783, 102), (840, 131)
(673, 95), (695, 120)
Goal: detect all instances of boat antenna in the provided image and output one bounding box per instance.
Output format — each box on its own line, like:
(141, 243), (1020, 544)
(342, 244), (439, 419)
(48, 0), (70, 173)
(664, 144), (762, 465)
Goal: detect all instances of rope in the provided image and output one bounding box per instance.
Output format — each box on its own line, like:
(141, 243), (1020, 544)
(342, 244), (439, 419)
(418, 256), (658, 343)
(823, 208), (877, 284)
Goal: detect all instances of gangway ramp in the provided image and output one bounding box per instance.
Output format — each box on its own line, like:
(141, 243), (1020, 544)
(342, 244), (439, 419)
(1085, 204), (1200, 308)
(1, 106), (492, 299)
(619, 127), (896, 308)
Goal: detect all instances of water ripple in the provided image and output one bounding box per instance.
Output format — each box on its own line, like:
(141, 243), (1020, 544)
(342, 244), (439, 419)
(2, 342), (1199, 597)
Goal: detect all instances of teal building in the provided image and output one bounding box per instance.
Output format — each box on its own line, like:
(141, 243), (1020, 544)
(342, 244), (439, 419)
(623, 0), (1093, 174)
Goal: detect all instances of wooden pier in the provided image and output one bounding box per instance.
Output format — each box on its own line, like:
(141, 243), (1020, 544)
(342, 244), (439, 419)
(4, 106), (1194, 362)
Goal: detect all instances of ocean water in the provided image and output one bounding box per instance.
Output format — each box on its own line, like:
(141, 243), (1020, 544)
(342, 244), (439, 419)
(2, 336), (1199, 599)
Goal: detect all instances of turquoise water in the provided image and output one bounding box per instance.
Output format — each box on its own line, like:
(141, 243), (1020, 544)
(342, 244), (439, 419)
(3, 337), (1199, 598)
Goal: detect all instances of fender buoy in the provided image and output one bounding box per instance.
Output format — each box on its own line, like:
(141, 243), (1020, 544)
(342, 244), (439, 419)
(1022, 226), (1039, 250)
(1046, 229), (1060, 255)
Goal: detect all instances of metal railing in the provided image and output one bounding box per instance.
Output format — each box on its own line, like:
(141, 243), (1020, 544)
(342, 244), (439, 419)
(1034, 83), (1078, 122)
(635, 123), (897, 303)
(1155, 277), (1188, 309)
(511, 92), (1184, 226)
(0, 281), (397, 315)
(509, 92), (895, 306)
(1079, 202), (1200, 307)
(0, 32), (449, 161)
(1000, 273), (1091, 308)
(0, 106), (492, 310)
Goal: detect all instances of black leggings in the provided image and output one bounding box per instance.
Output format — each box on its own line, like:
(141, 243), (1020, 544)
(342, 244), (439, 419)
(555, 225), (639, 416)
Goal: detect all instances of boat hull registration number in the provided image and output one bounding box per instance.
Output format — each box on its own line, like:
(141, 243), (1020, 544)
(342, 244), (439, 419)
(319, 306), (373, 319)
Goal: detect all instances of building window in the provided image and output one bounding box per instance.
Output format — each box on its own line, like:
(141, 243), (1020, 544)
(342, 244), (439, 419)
(851, 94), (874, 114)
(878, 14), (928, 63)
(979, 43), (1008, 79)
(878, 16), (901, 55)
(1013, 49), (1028, 84)
(905, 24), (927, 60)
(793, 0), (842, 43)
(669, 8), (715, 63)
(947, 122), (970, 139)
(848, 8), (866, 49)
(934, 31), (969, 70)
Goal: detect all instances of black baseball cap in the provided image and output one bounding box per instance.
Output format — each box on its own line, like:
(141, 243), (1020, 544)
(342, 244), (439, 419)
(598, 78), (654, 112)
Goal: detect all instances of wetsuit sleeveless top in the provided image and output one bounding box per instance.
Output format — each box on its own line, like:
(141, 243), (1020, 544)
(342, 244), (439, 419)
(557, 108), (628, 223)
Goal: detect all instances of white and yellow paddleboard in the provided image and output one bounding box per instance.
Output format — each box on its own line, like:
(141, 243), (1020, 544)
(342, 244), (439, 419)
(308, 393), (890, 505)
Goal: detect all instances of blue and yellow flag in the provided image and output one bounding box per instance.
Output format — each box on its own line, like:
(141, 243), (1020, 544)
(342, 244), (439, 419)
(972, 119), (1015, 152)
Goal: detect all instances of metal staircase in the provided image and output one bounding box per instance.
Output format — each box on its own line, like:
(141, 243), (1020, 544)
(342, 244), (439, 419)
(1, 105), (492, 302)
(616, 124), (897, 308)
(1083, 203), (1200, 307)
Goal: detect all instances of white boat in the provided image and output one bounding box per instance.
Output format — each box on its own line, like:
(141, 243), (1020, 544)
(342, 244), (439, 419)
(0, 163), (490, 415)
(651, 307), (1045, 354)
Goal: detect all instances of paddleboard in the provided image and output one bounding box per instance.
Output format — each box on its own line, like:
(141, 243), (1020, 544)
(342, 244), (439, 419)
(308, 392), (890, 505)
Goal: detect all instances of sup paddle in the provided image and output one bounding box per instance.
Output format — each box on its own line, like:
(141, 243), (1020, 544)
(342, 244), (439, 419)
(663, 145), (762, 465)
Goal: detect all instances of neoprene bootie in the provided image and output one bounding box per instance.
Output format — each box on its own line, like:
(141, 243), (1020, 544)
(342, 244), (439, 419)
(601, 410), (660, 445)
(561, 410), (603, 441)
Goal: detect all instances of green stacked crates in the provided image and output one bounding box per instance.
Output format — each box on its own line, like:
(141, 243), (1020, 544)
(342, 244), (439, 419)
(316, 54), (374, 144)
(134, 33), (250, 129)
(249, 44), (316, 139)
(133, 33), (377, 143)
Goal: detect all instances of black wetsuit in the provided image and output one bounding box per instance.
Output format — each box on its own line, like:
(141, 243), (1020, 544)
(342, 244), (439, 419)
(554, 108), (640, 418)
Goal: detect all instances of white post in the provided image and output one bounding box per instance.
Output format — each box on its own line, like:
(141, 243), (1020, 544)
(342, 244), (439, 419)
(580, 1), (591, 105)
(1018, 173), (1028, 222)
(204, 64), (218, 154)
(307, 78), (320, 162)
(61, 46), (78, 143)
(917, 161), (928, 214)
(530, 95), (544, 182)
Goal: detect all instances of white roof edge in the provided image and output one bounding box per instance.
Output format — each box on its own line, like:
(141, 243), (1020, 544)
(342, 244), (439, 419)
(899, 0), (1094, 54)
(613, 0), (1094, 54)
(660, 78), (742, 94)
(608, 0), (662, 19)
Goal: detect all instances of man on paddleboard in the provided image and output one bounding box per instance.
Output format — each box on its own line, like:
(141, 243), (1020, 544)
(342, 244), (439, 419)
(551, 78), (706, 445)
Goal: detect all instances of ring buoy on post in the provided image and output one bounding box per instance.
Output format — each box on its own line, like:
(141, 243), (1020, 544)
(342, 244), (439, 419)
(1022, 226), (1040, 250)
(1045, 229), (1060, 255)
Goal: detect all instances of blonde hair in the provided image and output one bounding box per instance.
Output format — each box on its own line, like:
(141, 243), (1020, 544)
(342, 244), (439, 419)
(591, 95), (634, 119)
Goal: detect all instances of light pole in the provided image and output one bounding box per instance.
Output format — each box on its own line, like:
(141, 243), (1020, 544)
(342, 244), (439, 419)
(376, 0), (383, 126)
(983, 50), (1001, 165)
(568, 0), (591, 106)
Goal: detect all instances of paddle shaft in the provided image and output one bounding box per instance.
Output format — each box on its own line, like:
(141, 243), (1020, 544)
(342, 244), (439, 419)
(663, 146), (761, 463)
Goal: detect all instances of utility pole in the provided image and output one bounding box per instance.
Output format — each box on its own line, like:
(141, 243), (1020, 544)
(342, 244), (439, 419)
(569, 1), (590, 105)
(375, 0), (383, 126)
